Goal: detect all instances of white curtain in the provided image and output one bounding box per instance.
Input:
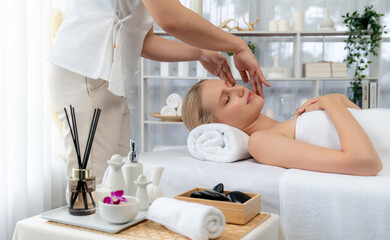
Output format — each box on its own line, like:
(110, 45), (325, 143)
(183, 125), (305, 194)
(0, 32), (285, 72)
(0, 0), (66, 239)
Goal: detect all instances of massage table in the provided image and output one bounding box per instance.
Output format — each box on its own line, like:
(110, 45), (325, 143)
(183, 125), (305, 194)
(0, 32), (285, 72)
(139, 145), (390, 240)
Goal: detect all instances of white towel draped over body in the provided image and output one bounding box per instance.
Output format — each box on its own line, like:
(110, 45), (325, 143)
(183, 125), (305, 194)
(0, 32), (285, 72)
(187, 123), (250, 162)
(166, 93), (182, 108)
(147, 197), (226, 240)
(280, 169), (390, 240)
(280, 108), (390, 240)
(160, 106), (177, 116)
(295, 108), (390, 175)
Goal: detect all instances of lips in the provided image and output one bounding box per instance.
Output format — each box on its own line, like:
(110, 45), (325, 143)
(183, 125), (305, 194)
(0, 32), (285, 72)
(247, 91), (254, 104)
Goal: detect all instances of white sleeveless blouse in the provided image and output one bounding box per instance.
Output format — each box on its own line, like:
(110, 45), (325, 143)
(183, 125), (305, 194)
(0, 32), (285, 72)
(47, 0), (154, 97)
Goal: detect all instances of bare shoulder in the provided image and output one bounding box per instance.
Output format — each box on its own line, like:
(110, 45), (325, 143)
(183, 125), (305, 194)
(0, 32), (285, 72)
(248, 118), (297, 165)
(267, 118), (297, 139)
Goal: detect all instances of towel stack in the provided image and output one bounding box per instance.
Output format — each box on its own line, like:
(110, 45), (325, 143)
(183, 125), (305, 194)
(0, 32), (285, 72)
(160, 93), (182, 116)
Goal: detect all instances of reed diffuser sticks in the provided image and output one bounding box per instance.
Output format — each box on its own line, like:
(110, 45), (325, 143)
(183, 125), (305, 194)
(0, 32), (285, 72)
(64, 105), (101, 212)
(64, 106), (101, 169)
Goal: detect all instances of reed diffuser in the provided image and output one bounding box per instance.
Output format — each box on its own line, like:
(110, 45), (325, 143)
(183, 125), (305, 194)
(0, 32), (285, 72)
(65, 105), (101, 216)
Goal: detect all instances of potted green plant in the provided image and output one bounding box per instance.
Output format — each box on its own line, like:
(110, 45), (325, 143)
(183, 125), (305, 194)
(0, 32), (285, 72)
(227, 41), (256, 78)
(342, 5), (386, 105)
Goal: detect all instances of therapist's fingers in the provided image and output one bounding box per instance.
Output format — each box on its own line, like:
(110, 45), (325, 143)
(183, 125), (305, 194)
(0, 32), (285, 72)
(223, 63), (235, 86)
(259, 69), (271, 87)
(240, 70), (249, 84)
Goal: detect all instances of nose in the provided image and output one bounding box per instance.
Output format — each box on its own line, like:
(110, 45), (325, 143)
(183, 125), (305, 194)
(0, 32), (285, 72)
(228, 84), (245, 97)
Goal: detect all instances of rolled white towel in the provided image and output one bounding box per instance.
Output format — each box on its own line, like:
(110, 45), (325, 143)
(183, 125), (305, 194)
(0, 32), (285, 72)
(187, 123), (251, 162)
(166, 93), (182, 109)
(147, 197), (225, 240)
(176, 102), (182, 116)
(160, 106), (177, 116)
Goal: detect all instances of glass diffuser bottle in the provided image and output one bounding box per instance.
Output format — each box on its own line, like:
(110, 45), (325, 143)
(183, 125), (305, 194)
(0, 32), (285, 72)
(68, 168), (96, 215)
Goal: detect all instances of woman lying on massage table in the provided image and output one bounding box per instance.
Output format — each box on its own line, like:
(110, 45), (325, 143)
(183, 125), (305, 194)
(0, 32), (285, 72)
(181, 79), (387, 176)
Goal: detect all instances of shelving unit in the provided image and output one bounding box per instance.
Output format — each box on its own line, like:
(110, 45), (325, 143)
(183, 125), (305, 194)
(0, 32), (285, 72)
(139, 30), (382, 152)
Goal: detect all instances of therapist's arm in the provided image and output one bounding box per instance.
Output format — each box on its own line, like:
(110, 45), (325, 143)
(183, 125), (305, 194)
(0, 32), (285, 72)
(142, 0), (270, 97)
(141, 27), (234, 81)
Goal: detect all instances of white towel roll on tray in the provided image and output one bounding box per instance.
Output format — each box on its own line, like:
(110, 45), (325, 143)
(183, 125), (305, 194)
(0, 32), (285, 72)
(166, 93), (182, 109)
(147, 197), (226, 240)
(160, 106), (177, 116)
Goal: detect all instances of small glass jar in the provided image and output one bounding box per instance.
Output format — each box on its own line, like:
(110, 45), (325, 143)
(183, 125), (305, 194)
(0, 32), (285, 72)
(68, 168), (96, 216)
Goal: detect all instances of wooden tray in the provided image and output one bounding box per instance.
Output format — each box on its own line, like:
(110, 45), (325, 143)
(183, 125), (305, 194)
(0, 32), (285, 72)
(174, 188), (261, 225)
(149, 112), (182, 122)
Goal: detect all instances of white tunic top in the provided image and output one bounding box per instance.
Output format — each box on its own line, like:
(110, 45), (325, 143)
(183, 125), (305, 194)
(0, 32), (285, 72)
(47, 0), (154, 97)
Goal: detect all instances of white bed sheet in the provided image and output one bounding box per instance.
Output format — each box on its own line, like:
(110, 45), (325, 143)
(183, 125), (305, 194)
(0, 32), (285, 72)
(140, 146), (287, 215)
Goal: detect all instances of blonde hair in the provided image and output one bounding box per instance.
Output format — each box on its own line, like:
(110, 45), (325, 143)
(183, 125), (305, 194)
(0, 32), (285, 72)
(182, 80), (215, 130)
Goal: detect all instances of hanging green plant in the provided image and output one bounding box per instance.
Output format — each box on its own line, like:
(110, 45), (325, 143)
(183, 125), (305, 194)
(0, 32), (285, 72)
(342, 5), (386, 104)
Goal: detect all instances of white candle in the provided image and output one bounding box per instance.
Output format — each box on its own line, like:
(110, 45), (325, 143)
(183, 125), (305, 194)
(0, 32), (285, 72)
(160, 62), (169, 76)
(178, 62), (189, 77)
(278, 19), (290, 31)
(292, 12), (304, 31)
(196, 62), (207, 78)
(190, 0), (203, 17)
(268, 20), (278, 32)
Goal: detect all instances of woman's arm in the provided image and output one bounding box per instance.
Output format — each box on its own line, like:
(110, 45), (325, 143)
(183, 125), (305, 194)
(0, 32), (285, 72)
(141, 0), (270, 96)
(141, 27), (233, 80)
(249, 94), (382, 176)
(294, 95), (361, 118)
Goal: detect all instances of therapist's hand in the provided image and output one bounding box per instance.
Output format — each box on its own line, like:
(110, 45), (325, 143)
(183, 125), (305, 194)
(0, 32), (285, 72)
(233, 47), (270, 98)
(199, 49), (235, 84)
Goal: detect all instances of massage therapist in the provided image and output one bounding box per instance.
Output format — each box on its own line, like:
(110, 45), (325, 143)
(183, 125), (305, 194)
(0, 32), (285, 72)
(47, 0), (270, 183)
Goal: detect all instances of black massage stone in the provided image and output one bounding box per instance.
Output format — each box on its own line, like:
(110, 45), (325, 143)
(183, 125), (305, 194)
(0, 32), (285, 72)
(190, 189), (231, 202)
(212, 183), (224, 193)
(226, 191), (251, 203)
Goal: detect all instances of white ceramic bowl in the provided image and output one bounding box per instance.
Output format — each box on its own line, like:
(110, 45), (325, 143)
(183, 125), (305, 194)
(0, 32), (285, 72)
(99, 196), (139, 224)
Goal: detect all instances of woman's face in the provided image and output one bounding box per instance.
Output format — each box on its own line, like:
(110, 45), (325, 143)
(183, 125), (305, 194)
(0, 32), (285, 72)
(201, 79), (264, 129)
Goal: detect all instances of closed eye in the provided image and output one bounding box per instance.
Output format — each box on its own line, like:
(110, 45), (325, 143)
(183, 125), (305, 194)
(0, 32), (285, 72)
(225, 96), (230, 104)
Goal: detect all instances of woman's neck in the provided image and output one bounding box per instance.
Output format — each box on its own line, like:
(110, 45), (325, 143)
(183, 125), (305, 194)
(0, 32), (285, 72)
(242, 113), (279, 136)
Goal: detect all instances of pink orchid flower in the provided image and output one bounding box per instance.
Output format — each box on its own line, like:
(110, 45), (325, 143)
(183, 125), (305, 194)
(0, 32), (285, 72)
(103, 190), (127, 205)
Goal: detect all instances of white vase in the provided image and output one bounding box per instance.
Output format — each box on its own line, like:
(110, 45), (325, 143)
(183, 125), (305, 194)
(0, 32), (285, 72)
(135, 175), (152, 210)
(147, 166), (164, 204)
(320, 8), (334, 29)
(229, 56), (240, 79)
(105, 154), (126, 193)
